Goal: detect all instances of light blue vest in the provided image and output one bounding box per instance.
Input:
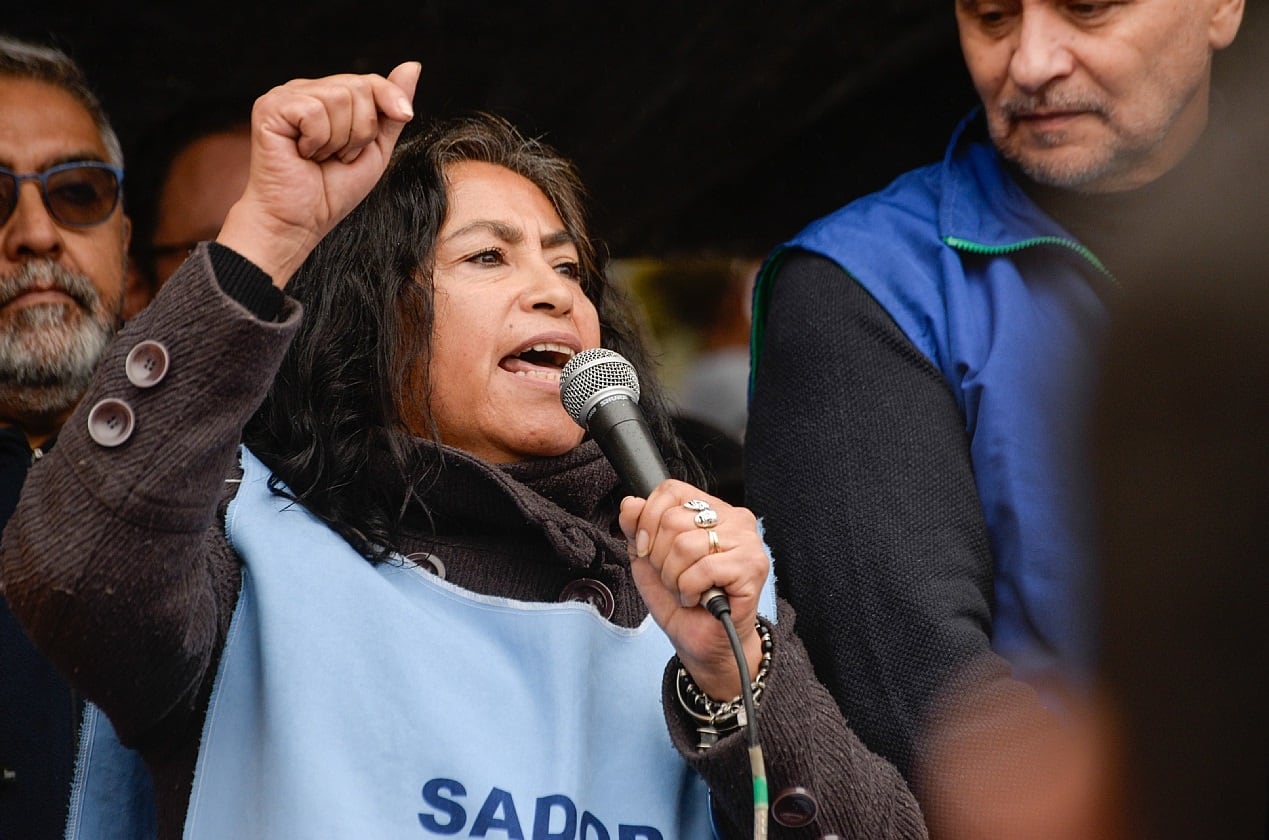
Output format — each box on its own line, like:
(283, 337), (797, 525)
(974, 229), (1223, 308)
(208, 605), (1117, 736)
(69, 448), (776, 838)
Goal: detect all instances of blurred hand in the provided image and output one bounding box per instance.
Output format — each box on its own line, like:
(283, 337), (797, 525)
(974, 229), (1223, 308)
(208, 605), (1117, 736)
(619, 479), (768, 700)
(216, 61), (421, 286)
(920, 677), (1132, 840)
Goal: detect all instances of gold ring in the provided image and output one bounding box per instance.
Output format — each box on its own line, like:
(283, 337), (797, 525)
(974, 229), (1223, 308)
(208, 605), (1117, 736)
(707, 529), (721, 554)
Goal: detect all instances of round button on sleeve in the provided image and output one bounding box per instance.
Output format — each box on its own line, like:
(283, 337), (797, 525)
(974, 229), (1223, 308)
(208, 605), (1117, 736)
(771, 786), (819, 828)
(124, 340), (170, 388)
(86, 399), (135, 447)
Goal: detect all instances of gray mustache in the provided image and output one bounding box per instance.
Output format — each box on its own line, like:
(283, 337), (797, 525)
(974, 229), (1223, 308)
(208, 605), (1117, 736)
(1001, 90), (1105, 118)
(0, 261), (99, 311)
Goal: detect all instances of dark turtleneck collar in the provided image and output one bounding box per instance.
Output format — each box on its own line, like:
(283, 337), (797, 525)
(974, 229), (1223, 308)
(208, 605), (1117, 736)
(1004, 96), (1242, 289)
(405, 438), (627, 574)
(498, 439), (625, 527)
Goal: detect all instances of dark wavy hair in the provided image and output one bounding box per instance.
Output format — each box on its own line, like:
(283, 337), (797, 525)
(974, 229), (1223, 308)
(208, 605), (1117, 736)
(244, 113), (698, 560)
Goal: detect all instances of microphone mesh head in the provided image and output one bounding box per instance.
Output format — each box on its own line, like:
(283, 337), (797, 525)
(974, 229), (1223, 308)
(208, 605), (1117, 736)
(559, 347), (640, 428)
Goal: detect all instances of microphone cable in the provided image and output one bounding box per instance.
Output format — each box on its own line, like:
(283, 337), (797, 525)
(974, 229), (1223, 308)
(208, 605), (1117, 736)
(561, 348), (769, 839)
(701, 592), (768, 840)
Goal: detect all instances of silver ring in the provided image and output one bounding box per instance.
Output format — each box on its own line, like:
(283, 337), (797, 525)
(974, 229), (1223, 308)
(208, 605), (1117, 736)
(707, 529), (721, 554)
(683, 499), (712, 512)
(693, 508), (719, 529)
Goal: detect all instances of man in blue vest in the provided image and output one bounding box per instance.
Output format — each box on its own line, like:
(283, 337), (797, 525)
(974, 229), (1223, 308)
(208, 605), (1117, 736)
(0, 35), (131, 838)
(746, 0), (1251, 831)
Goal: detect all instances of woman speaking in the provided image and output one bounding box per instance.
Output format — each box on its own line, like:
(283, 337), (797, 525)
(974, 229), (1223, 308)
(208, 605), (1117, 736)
(1, 63), (924, 839)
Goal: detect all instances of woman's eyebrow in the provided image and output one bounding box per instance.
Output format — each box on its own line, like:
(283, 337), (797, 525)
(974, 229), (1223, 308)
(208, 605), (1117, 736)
(442, 220), (523, 245)
(542, 230), (576, 249)
(442, 223), (576, 251)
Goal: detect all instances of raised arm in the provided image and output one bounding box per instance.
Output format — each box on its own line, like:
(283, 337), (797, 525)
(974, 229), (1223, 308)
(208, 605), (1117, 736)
(0, 65), (419, 746)
(218, 62), (419, 285)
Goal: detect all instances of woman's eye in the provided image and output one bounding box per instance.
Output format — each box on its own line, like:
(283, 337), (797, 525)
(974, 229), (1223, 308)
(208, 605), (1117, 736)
(468, 249), (505, 266)
(555, 261), (581, 279)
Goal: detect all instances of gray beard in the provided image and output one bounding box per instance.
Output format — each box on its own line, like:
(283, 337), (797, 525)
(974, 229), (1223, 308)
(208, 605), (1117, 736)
(1004, 137), (1160, 192)
(994, 90), (1171, 192)
(0, 262), (120, 419)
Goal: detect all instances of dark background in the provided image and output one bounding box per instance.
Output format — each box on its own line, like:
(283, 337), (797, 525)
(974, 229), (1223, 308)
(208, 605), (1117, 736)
(11, 2), (1268, 259)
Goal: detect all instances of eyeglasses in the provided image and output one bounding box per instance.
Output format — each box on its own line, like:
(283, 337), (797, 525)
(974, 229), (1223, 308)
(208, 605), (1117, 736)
(0, 161), (124, 228)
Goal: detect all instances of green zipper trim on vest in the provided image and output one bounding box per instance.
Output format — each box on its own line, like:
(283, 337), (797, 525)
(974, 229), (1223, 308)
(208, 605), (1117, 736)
(747, 248), (789, 385)
(943, 234), (1119, 287)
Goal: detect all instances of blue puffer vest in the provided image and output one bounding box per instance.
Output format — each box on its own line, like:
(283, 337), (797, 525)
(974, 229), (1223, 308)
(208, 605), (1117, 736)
(753, 112), (1114, 687)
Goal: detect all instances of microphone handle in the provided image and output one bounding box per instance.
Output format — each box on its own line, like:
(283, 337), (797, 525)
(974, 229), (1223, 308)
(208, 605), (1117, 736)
(587, 397), (729, 614)
(588, 396), (670, 497)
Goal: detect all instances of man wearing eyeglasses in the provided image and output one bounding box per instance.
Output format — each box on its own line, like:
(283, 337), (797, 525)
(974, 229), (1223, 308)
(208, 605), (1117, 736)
(0, 35), (130, 839)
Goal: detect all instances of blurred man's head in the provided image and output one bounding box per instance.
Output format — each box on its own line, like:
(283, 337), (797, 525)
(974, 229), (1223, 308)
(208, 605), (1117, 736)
(955, 0), (1245, 193)
(124, 99), (252, 318)
(0, 36), (129, 444)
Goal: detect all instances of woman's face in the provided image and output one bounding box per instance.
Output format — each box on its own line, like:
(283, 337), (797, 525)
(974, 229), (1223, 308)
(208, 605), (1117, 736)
(424, 160), (601, 463)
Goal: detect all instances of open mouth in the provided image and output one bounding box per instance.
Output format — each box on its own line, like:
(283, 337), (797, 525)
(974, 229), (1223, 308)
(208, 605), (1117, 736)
(499, 342), (577, 382)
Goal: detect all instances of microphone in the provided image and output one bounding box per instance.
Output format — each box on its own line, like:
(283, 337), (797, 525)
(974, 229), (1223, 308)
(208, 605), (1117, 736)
(560, 348), (729, 616)
(560, 347), (662, 497)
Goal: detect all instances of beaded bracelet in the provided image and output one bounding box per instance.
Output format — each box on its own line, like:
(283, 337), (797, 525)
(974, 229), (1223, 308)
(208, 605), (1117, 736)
(675, 619), (773, 750)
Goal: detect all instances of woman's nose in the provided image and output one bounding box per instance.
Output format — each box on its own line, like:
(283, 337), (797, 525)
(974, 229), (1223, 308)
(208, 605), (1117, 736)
(522, 261), (576, 314)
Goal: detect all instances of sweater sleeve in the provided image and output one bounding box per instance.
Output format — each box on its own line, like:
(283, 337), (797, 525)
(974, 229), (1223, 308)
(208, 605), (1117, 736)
(0, 244), (300, 753)
(665, 602), (929, 840)
(744, 251), (1051, 807)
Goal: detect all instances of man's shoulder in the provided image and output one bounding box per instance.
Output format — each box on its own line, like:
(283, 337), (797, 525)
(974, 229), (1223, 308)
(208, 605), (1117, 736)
(782, 155), (961, 284)
(799, 162), (945, 239)
(788, 115), (1000, 255)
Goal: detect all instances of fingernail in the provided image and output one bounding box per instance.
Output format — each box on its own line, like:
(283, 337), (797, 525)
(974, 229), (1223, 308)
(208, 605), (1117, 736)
(397, 98), (414, 118)
(635, 530), (650, 558)
(680, 592), (695, 608)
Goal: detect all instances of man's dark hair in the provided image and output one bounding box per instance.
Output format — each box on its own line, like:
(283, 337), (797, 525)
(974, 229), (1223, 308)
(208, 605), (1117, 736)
(246, 113), (698, 560)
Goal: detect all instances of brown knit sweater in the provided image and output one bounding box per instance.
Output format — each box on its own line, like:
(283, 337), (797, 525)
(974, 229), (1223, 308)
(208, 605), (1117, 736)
(0, 245), (926, 840)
